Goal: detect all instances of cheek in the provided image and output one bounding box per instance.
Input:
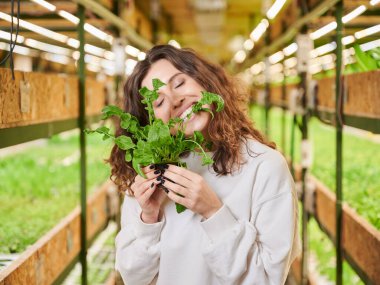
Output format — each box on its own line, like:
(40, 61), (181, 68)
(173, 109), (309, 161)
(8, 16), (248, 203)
(153, 108), (170, 123)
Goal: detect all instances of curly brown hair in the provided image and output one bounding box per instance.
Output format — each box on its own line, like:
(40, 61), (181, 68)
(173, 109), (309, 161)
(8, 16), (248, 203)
(108, 45), (275, 195)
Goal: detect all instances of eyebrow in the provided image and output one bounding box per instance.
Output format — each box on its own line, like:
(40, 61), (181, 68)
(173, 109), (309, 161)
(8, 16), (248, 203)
(167, 72), (183, 86)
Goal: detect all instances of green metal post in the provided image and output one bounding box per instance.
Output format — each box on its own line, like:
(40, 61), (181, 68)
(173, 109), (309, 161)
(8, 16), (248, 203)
(299, 2), (310, 284)
(281, 21), (287, 154)
(335, 1), (344, 284)
(290, 115), (296, 177)
(264, 28), (271, 138)
(77, 4), (87, 285)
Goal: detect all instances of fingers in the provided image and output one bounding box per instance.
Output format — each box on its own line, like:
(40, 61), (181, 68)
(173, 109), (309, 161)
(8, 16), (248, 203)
(166, 164), (199, 184)
(134, 165), (161, 186)
(133, 179), (157, 198)
(161, 178), (188, 197)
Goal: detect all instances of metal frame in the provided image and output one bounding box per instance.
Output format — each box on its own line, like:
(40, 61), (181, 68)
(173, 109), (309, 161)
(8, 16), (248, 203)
(0, 115), (102, 149)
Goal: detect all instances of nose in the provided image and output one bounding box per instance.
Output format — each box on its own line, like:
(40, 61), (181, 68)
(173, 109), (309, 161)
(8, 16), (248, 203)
(172, 96), (185, 109)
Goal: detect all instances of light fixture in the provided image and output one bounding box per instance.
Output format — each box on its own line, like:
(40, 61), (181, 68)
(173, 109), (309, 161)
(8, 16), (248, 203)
(269, 63), (283, 73)
(250, 62), (265, 75)
(360, 39), (380, 51)
(84, 23), (113, 44)
(125, 45), (140, 57)
(284, 57), (297, 68)
(243, 39), (254, 51)
(342, 5), (366, 24)
(67, 38), (80, 49)
(42, 52), (71, 65)
(25, 38), (72, 56)
(310, 42), (337, 58)
(137, 52), (146, 61)
(283, 43), (298, 56)
(269, 51), (284, 64)
(250, 19), (269, 42)
(104, 51), (115, 61)
(310, 22), (337, 40)
(84, 44), (106, 57)
(58, 10), (79, 25)
(0, 31), (24, 43)
(266, 0), (287, 20)
(126, 59), (138, 75)
(0, 42), (36, 56)
(342, 35), (355, 45)
(233, 50), (247, 63)
(0, 12), (68, 43)
(355, 24), (380, 39)
(30, 0), (56, 12)
(370, 0), (380, 5)
(168, 40), (181, 49)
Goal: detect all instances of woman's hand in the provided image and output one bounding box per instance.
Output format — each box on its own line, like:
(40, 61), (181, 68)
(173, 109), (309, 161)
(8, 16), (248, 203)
(131, 165), (167, 224)
(161, 165), (222, 219)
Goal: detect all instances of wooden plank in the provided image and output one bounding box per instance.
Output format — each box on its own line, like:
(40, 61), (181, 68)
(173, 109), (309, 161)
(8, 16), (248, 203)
(317, 70), (380, 119)
(0, 181), (116, 285)
(311, 176), (380, 283)
(291, 167), (380, 284)
(290, 256), (318, 285)
(0, 68), (106, 129)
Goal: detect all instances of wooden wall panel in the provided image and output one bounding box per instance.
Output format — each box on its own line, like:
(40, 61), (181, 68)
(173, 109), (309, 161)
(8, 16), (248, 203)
(316, 70), (380, 118)
(0, 68), (106, 129)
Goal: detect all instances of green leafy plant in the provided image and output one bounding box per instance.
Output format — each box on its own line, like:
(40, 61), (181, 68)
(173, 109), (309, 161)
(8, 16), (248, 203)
(353, 44), (379, 72)
(86, 78), (224, 213)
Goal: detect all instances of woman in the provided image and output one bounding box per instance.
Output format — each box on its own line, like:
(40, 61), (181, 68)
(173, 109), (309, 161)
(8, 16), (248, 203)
(110, 45), (300, 285)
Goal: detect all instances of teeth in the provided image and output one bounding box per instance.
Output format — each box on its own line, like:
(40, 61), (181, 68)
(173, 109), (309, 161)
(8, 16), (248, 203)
(180, 106), (193, 120)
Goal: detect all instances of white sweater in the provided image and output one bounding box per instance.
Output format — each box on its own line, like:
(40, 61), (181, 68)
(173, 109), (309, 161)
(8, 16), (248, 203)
(115, 139), (301, 285)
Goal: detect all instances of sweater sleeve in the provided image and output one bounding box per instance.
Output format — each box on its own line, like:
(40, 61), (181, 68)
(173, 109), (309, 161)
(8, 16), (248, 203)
(200, 155), (299, 285)
(115, 195), (164, 285)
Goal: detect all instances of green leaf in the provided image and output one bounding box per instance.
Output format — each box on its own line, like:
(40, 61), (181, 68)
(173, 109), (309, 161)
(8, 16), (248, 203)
(101, 105), (123, 120)
(175, 203), (187, 213)
(153, 78), (166, 90)
(125, 151), (132, 162)
(115, 136), (135, 150)
(148, 120), (171, 145)
(354, 44), (378, 72)
(201, 155), (214, 165)
(133, 158), (145, 178)
(199, 91), (225, 112)
(193, 131), (204, 141)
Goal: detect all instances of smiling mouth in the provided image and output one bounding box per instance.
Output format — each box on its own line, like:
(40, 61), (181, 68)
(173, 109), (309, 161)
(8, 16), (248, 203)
(179, 103), (197, 121)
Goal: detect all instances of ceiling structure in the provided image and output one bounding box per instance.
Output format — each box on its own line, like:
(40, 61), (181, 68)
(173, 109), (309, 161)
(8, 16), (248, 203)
(0, 0), (379, 71)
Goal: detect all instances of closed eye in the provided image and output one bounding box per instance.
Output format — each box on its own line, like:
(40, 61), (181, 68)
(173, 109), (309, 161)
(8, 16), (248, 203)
(156, 99), (164, 107)
(175, 81), (184, 89)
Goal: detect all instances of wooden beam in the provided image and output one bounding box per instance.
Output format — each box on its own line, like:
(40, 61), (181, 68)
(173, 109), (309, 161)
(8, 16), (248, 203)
(0, 1), (77, 15)
(16, 18), (110, 30)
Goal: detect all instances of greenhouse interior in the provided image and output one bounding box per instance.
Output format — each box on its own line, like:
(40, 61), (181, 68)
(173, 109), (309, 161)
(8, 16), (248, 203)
(0, 0), (379, 284)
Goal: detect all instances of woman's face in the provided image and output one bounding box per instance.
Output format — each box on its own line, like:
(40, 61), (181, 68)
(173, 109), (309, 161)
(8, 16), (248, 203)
(141, 59), (211, 138)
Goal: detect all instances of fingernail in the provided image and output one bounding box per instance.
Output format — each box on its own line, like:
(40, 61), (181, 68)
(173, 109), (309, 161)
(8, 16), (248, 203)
(154, 170), (160, 175)
(157, 176), (162, 181)
(149, 165), (155, 169)
(161, 179), (165, 185)
(163, 164), (169, 169)
(150, 182), (154, 188)
(162, 186), (169, 193)
(160, 169), (165, 175)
